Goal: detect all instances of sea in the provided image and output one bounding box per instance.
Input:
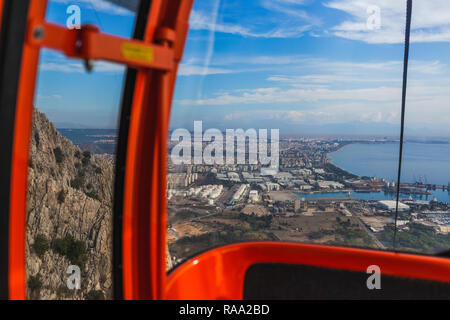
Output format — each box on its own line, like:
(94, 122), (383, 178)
(305, 142), (450, 203)
(58, 128), (118, 154)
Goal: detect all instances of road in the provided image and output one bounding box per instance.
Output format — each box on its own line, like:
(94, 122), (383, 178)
(349, 208), (386, 249)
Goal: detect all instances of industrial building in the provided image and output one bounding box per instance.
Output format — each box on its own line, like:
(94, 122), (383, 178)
(167, 173), (198, 188)
(249, 190), (260, 203)
(377, 200), (410, 212)
(231, 184), (249, 202)
(187, 185), (223, 202)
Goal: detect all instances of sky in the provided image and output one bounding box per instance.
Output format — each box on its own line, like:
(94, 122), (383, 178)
(35, 0), (134, 129)
(36, 0), (450, 137)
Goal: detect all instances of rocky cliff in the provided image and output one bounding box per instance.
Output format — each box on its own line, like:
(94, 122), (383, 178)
(26, 109), (172, 300)
(26, 109), (114, 299)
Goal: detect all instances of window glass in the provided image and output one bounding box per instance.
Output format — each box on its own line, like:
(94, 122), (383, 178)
(26, 0), (139, 300)
(167, 0), (417, 268)
(383, 2), (450, 254)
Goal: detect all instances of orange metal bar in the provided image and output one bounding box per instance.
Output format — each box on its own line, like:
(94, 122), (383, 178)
(9, 0), (48, 300)
(159, 1), (193, 300)
(5, 0), (192, 300)
(0, 0), (3, 27)
(165, 242), (450, 299)
(122, 0), (193, 300)
(122, 0), (164, 300)
(27, 20), (174, 71)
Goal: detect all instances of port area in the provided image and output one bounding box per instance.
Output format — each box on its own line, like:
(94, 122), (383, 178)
(167, 138), (450, 266)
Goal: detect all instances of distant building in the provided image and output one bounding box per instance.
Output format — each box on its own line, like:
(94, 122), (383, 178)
(231, 184), (249, 202)
(167, 173), (198, 188)
(377, 200), (410, 212)
(274, 172), (293, 180)
(227, 172), (241, 182)
(216, 173), (228, 181)
(316, 181), (344, 189)
(187, 184), (223, 201)
(438, 225), (450, 234)
(249, 190), (259, 203)
(294, 199), (307, 212)
(266, 182), (280, 191)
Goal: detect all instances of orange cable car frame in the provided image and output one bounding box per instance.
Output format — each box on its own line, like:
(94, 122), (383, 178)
(0, 0), (194, 300)
(0, 0), (449, 300)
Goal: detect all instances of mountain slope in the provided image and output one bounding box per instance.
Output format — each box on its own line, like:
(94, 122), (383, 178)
(26, 109), (114, 299)
(26, 109), (172, 299)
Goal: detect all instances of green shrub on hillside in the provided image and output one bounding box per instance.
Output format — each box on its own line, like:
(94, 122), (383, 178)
(33, 234), (49, 258)
(27, 275), (42, 293)
(82, 151), (91, 166)
(86, 290), (105, 300)
(83, 151), (91, 159)
(53, 147), (64, 164)
(52, 235), (88, 270)
(85, 191), (99, 201)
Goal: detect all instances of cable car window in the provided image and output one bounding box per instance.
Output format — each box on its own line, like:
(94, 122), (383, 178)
(26, 0), (140, 300)
(382, 1), (450, 254)
(167, 0), (450, 269)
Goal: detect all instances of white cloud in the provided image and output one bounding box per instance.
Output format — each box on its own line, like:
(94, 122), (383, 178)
(178, 63), (233, 76)
(276, 0), (309, 5)
(222, 105), (400, 125)
(260, 0), (321, 25)
(40, 60), (125, 73)
(40, 48), (125, 73)
(175, 54), (450, 127)
(37, 94), (62, 100)
(177, 86), (401, 106)
(189, 9), (313, 38)
(325, 0), (450, 43)
(189, 10), (254, 37)
(190, 54), (446, 85)
(177, 81), (450, 126)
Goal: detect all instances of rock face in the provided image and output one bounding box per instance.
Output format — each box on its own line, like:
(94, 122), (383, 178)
(26, 109), (173, 300)
(27, 109), (114, 300)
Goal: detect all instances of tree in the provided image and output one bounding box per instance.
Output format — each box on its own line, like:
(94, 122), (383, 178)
(53, 147), (64, 164)
(86, 290), (105, 300)
(27, 275), (42, 293)
(70, 177), (83, 190)
(52, 235), (88, 270)
(33, 234), (49, 258)
(83, 151), (91, 159)
(82, 151), (91, 166)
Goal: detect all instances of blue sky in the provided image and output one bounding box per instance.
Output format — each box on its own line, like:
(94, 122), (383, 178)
(36, 0), (450, 137)
(35, 0), (134, 128)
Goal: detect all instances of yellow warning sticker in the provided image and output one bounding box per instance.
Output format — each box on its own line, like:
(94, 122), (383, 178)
(122, 43), (154, 63)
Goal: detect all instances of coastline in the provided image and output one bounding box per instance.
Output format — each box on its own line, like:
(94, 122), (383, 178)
(304, 142), (450, 203)
(296, 189), (354, 195)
